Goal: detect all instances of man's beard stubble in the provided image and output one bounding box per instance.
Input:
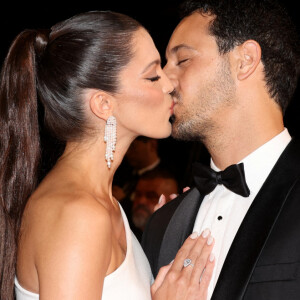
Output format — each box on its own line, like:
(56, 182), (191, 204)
(170, 57), (235, 144)
(169, 89), (205, 142)
(170, 89), (215, 143)
(170, 109), (210, 142)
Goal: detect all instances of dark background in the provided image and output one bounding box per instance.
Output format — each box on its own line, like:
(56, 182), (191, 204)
(0, 1), (184, 64)
(1, 0), (299, 187)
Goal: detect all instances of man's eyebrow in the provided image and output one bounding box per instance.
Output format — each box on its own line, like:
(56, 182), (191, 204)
(168, 44), (195, 55)
(141, 59), (161, 74)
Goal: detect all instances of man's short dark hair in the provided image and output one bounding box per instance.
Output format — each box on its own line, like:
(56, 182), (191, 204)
(180, 0), (300, 113)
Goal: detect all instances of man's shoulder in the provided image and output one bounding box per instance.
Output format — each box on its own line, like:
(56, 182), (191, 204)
(145, 189), (189, 232)
(142, 187), (199, 247)
(141, 189), (194, 275)
(142, 190), (191, 245)
(283, 137), (300, 154)
(276, 137), (300, 170)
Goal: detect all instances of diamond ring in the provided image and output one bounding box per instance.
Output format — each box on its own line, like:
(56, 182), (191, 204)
(183, 258), (194, 268)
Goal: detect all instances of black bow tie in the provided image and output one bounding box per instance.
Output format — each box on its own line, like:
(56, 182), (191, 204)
(192, 162), (250, 197)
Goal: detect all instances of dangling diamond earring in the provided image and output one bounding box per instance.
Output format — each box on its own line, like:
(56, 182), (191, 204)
(104, 116), (117, 169)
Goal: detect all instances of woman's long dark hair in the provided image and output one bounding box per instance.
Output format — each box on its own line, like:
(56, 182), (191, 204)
(0, 11), (141, 299)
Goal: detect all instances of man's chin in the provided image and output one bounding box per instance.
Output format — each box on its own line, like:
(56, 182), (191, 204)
(171, 123), (204, 142)
(170, 116), (184, 139)
(171, 129), (185, 140)
(170, 113), (198, 141)
(171, 122), (190, 141)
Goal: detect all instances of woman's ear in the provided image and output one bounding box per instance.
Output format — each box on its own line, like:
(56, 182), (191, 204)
(89, 91), (114, 121)
(235, 40), (262, 81)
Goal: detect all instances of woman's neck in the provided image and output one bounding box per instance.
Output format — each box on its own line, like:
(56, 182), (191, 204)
(54, 133), (135, 201)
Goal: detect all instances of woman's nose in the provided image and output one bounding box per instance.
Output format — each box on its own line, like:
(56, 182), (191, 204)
(161, 70), (175, 94)
(163, 64), (178, 91)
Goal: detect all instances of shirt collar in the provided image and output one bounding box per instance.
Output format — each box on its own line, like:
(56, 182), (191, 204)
(210, 128), (292, 196)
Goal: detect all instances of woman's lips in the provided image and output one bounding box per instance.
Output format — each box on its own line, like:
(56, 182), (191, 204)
(170, 100), (176, 114)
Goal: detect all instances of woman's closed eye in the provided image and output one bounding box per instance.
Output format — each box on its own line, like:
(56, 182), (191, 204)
(147, 75), (161, 82)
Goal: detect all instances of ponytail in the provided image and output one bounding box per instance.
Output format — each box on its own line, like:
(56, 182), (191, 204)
(0, 11), (142, 298)
(0, 30), (45, 299)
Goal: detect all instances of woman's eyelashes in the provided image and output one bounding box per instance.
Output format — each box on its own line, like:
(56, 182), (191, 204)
(146, 75), (161, 82)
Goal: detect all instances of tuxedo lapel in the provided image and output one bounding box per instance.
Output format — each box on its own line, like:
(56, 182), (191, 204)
(212, 139), (300, 300)
(157, 188), (203, 269)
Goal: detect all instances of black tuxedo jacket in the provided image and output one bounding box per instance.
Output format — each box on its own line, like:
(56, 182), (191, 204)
(142, 138), (300, 300)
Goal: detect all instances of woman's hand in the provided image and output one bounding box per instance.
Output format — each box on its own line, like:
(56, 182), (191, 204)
(151, 229), (215, 300)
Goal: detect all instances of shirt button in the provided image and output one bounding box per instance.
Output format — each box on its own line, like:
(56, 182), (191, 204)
(217, 216), (223, 220)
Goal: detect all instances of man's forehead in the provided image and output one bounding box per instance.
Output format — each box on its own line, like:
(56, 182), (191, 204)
(166, 12), (213, 54)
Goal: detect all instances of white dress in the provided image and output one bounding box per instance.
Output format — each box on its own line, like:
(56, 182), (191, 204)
(15, 204), (153, 300)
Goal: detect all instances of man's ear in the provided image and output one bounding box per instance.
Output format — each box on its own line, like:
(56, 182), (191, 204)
(89, 91), (114, 121)
(235, 40), (261, 81)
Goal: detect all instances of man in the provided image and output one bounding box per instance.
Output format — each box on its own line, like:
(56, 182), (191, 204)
(113, 137), (162, 200)
(113, 137), (163, 220)
(142, 0), (300, 299)
(131, 168), (179, 240)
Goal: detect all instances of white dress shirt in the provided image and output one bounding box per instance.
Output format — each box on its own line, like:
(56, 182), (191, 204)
(192, 128), (292, 299)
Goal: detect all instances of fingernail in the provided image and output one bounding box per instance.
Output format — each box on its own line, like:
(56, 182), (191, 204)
(169, 259), (174, 265)
(158, 194), (165, 204)
(209, 253), (215, 262)
(207, 236), (214, 245)
(170, 193), (177, 199)
(190, 232), (198, 239)
(183, 187), (190, 192)
(202, 228), (210, 238)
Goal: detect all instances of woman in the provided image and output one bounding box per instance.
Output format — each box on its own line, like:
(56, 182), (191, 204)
(0, 11), (215, 299)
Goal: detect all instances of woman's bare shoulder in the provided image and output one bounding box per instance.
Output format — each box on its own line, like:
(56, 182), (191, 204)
(29, 189), (114, 297)
(23, 183), (113, 256)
